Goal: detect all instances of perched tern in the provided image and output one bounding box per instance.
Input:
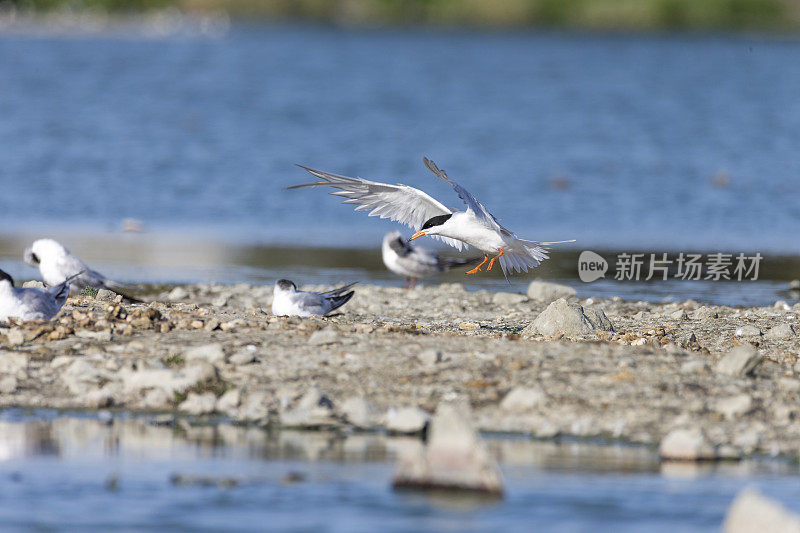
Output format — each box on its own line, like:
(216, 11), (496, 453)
(290, 157), (574, 278)
(0, 268), (73, 322)
(382, 231), (481, 289)
(24, 239), (132, 296)
(272, 279), (356, 317)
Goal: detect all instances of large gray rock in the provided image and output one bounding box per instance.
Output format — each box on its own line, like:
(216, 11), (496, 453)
(716, 345), (762, 377)
(526, 281), (577, 303)
(392, 401), (504, 495)
(522, 298), (613, 337)
(659, 427), (716, 461)
(723, 488), (800, 533)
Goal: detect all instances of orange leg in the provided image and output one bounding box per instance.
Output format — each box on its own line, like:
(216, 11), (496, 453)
(466, 254), (488, 275)
(487, 249), (505, 271)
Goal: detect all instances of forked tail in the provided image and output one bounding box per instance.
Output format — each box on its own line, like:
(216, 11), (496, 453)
(326, 291), (355, 313)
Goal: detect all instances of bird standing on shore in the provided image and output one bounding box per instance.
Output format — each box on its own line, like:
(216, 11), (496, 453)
(0, 268), (73, 321)
(381, 231), (481, 289)
(24, 239), (131, 296)
(272, 279), (356, 317)
(290, 157), (574, 278)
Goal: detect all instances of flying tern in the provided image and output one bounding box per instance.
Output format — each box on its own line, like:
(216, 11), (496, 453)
(381, 231), (481, 289)
(0, 268), (74, 322)
(290, 157), (574, 278)
(272, 279), (356, 317)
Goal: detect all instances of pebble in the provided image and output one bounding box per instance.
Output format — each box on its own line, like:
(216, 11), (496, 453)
(308, 329), (339, 346)
(385, 406), (429, 434)
(734, 325), (762, 337)
(280, 388), (337, 428)
(215, 388), (241, 413)
(95, 289), (116, 302)
(179, 392), (217, 415)
(340, 396), (379, 429)
(492, 292), (527, 305)
(500, 386), (546, 412)
(715, 345), (762, 377)
(0, 376), (17, 394)
(712, 394), (753, 419)
(659, 427), (716, 461)
(228, 350), (256, 365)
(526, 280), (577, 303)
(6, 329), (25, 346)
(670, 309), (688, 320)
(764, 324), (796, 340)
(167, 287), (188, 301)
(417, 349), (443, 365)
(692, 306), (718, 320)
(184, 343), (225, 364)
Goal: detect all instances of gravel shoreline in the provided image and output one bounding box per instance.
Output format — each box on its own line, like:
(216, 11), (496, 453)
(1, 281), (799, 461)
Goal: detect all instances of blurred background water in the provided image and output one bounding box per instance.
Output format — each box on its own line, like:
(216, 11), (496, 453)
(0, 25), (798, 303)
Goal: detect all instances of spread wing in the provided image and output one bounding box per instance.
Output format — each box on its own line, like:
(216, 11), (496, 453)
(290, 165), (466, 250)
(423, 157), (514, 237)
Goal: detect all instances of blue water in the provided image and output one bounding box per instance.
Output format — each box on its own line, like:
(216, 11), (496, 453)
(0, 27), (799, 252)
(0, 412), (799, 531)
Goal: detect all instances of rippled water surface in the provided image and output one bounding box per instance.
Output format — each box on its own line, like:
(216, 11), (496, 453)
(0, 27), (799, 251)
(0, 411), (799, 532)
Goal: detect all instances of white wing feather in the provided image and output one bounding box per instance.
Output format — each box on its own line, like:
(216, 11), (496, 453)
(291, 165), (466, 250)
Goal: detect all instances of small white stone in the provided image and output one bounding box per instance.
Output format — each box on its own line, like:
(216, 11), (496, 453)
(179, 392), (217, 415)
(184, 343), (225, 364)
(659, 427), (715, 461)
(308, 329), (339, 346)
(500, 387), (546, 412)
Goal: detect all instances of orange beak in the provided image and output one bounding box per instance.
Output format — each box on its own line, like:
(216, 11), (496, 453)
(409, 231), (426, 241)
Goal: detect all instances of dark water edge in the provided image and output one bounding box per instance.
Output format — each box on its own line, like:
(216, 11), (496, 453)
(0, 410), (799, 532)
(1, 229), (799, 307)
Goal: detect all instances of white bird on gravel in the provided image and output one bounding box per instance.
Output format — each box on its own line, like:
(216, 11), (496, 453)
(290, 157), (574, 278)
(272, 279), (356, 317)
(24, 239), (129, 295)
(0, 268), (73, 322)
(381, 231), (482, 289)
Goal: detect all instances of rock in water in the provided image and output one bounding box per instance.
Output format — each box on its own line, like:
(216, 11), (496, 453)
(392, 401), (504, 495)
(522, 298), (613, 337)
(526, 280), (577, 303)
(723, 488), (800, 533)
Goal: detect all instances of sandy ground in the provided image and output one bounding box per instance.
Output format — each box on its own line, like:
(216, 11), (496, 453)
(1, 281), (799, 460)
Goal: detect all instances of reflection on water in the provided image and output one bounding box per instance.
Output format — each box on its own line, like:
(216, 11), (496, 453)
(0, 411), (799, 531)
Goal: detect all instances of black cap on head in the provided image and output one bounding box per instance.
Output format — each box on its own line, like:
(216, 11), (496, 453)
(421, 214), (452, 231)
(0, 269), (13, 285)
(276, 279), (296, 291)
